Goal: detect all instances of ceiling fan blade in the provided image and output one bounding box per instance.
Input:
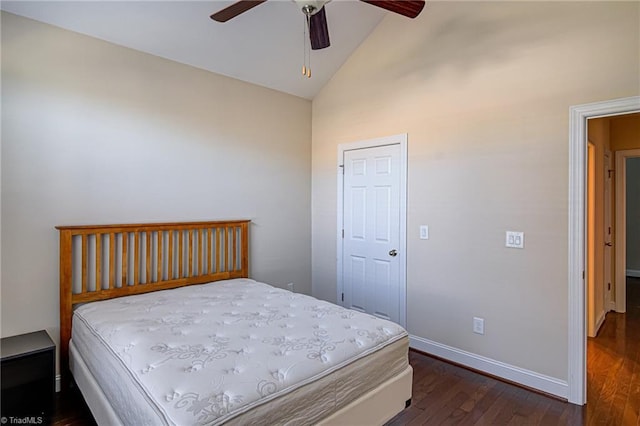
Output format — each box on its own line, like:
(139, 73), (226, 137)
(210, 0), (267, 23)
(309, 7), (330, 50)
(360, 0), (425, 19)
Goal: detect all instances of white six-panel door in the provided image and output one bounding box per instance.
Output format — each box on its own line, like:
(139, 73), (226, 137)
(342, 144), (401, 323)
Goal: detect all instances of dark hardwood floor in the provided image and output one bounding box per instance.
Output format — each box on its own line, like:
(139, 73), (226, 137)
(386, 350), (584, 425)
(53, 278), (640, 426)
(53, 385), (96, 426)
(585, 276), (640, 425)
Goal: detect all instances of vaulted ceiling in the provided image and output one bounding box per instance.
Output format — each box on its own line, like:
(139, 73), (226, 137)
(1, 1), (388, 99)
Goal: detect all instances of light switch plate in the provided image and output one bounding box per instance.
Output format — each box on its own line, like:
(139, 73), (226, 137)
(506, 231), (524, 249)
(473, 317), (485, 335)
(420, 225), (429, 240)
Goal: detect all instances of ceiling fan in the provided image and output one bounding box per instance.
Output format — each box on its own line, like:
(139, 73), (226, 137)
(210, 0), (426, 51)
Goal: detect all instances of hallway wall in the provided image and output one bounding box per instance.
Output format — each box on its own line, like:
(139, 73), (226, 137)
(627, 158), (640, 274)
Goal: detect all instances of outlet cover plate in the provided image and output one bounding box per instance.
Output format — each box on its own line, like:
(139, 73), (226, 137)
(473, 317), (485, 335)
(420, 225), (429, 240)
(506, 231), (524, 249)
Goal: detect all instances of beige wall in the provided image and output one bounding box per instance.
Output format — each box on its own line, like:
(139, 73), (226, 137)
(611, 113), (640, 151)
(312, 1), (639, 382)
(1, 12), (312, 363)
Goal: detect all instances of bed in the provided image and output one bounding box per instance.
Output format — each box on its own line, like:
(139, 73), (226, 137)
(57, 221), (412, 425)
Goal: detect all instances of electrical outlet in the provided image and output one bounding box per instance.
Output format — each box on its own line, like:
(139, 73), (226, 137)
(505, 231), (524, 249)
(287, 282), (294, 292)
(473, 317), (485, 335)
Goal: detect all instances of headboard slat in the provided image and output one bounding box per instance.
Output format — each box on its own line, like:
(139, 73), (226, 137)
(187, 229), (193, 277)
(122, 233), (128, 286)
(96, 234), (102, 290)
(146, 232), (152, 283)
(81, 235), (88, 294)
(134, 232), (140, 285)
(168, 231), (174, 280)
(109, 233), (116, 289)
(157, 232), (162, 282)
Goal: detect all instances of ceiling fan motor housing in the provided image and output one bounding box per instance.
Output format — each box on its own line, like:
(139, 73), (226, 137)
(294, 0), (330, 15)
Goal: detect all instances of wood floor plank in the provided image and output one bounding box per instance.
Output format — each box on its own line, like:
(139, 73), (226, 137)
(386, 405), (425, 426)
(423, 389), (473, 425)
(407, 371), (468, 424)
(609, 340), (636, 425)
(558, 402), (585, 426)
(511, 392), (553, 426)
(539, 397), (570, 426)
(458, 375), (493, 414)
(457, 380), (510, 425)
(622, 356), (640, 426)
(506, 388), (547, 425)
(472, 383), (522, 425)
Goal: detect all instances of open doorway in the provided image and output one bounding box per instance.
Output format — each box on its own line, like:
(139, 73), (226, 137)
(614, 148), (640, 312)
(585, 113), (640, 418)
(568, 97), (640, 405)
(587, 113), (640, 322)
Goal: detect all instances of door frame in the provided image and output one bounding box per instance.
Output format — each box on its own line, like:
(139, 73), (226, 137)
(604, 150), (613, 313)
(336, 134), (408, 327)
(568, 96), (640, 405)
(615, 148), (640, 312)
(586, 142), (596, 337)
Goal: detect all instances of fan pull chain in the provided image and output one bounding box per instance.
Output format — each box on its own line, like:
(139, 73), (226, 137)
(302, 14), (307, 76)
(301, 15), (311, 78)
(307, 37), (311, 78)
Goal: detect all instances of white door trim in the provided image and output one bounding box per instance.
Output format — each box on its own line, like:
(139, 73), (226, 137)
(604, 150), (613, 315)
(568, 96), (640, 405)
(337, 134), (408, 327)
(615, 148), (640, 313)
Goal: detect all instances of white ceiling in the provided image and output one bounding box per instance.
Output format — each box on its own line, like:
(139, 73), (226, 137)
(1, 0), (387, 99)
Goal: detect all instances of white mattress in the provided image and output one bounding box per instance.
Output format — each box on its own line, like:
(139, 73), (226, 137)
(72, 278), (409, 425)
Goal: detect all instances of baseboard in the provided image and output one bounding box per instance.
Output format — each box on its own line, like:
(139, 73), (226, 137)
(594, 310), (606, 336)
(626, 269), (640, 278)
(409, 335), (568, 399)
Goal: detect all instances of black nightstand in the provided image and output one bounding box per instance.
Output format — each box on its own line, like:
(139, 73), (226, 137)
(1, 330), (55, 425)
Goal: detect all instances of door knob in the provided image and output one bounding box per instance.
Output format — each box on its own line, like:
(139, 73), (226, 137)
(389, 249), (398, 257)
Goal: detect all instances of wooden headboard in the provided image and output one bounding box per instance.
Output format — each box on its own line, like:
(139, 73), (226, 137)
(56, 220), (249, 383)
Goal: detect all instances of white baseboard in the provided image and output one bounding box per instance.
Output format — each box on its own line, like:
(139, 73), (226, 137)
(594, 310), (606, 336)
(627, 269), (640, 278)
(409, 335), (568, 399)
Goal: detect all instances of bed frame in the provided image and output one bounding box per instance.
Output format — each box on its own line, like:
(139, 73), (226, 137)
(57, 220), (411, 425)
(56, 220), (250, 384)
